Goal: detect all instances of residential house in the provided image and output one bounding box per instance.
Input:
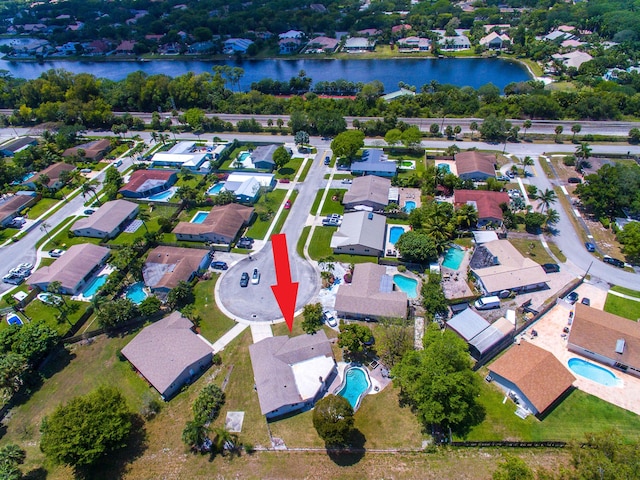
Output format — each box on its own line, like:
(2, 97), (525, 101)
(342, 175), (391, 211)
(446, 308), (513, 359)
(350, 149), (397, 177)
(455, 151), (496, 181)
(71, 200), (139, 239)
(223, 38), (254, 54)
(83, 39), (111, 56)
(62, 139), (112, 161)
(479, 32), (511, 50)
(28, 243), (110, 295)
(121, 312), (212, 400)
(488, 341), (575, 416)
(0, 136), (37, 157)
(115, 40), (136, 55)
(330, 211), (386, 257)
(150, 141), (210, 172)
(391, 24), (412, 35)
(0, 192), (39, 227)
(568, 304), (640, 378)
(279, 30), (305, 40)
(357, 28), (381, 37)
(454, 190), (510, 227)
(305, 36), (339, 53)
(119, 169), (177, 198)
(470, 239), (550, 296)
(22, 162), (76, 191)
(343, 37), (375, 52)
(335, 263), (408, 320)
(143, 246), (211, 296)
(188, 40), (216, 54)
(279, 38), (303, 55)
(433, 29), (471, 50)
(224, 172), (275, 203)
(397, 36), (430, 52)
(382, 88), (417, 102)
(250, 144), (278, 170)
(552, 51), (593, 70)
(173, 203), (254, 244)
(249, 330), (337, 418)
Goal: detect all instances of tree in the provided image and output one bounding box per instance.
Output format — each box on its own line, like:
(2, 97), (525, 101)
(545, 208), (560, 229)
(523, 211), (546, 233)
(421, 273), (449, 320)
(429, 123), (440, 137)
(40, 386), (133, 467)
(0, 353), (28, 400)
(96, 298), (138, 329)
(337, 323), (373, 357)
(536, 188), (557, 212)
(401, 126), (422, 150)
(554, 125), (564, 142)
(167, 281), (194, 309)
(394, 231), (437, 264)
(522, 119), (532, 140)
(392, 323), (484, 435)
(571, 123), (582, 141)
(469, 121), (478, 140)
(330, 130), (364, 161)
(480, 115), (511, 142)
(289, 110), (308, 134)
(521, 156), (534, 176)
(455, 204), (478, 230)
(575, 142), (592, 172)
(138, 295), (162, 317)
(375, 318), (414, 368)
(81, 180), (101, 206)
(47, 280), (67, 307)
(0, 444), (26, 480)
(294, 130), (309, 148)
(272, 146), (291, 170)
(182, 420), (209, 452)
(492, 455), (534, 480)
(618, 221), (640, 263)
(629, 127), (640, 144)
(568, 429), (640, 480)
(302, 303), (324, 334)
(312, 394), (354, 447)
(384, 128), (402, 147)
(192, 384), (225, 424)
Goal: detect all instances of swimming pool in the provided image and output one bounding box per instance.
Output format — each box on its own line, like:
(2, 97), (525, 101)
(442, 246), (465, 270)
(6, 314), (23, 326)
(125, 282), (148, 304)
(337, 366), (371, 410)
(388, 226), (405, 244)
(568, 358), (621, 387)
(393, 274), (418, 299)
(191, 211), (209, 224)
(147, 188), (175, 201)
(207, 183), (225, 195)
(404, 201), (416, 213)
(238, 151), (251, 162)
(437, 163), (451, 173)
(82, 275), (108, 298)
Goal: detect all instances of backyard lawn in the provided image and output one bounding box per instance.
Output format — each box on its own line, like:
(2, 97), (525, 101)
(604, 293), (640, 321)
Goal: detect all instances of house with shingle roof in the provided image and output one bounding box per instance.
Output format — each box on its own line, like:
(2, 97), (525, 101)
(173, 204), (254, 244)
(454, 190), (510, 227)
(0, 192), (39, 227)
(330, 211), (386, 257)
(71, 200), (139, 239)
(119, 169), (177, 198)
(0, 136), (37, 157)
(62, 138), (112, 161)
(28, 243), (110, 295)
(455, 151), (496, 181)
(569, 304), (640, 377)
(22, 162), (76, 191)
(142, 246), (211, 296)
(488, 341), (575, 416)
(249, 330), (337, 418)
(250, 144), (278, 170)
(335, 263), (408, 320)
(121, 312), (212, 399)
(342, 175), (391, 210)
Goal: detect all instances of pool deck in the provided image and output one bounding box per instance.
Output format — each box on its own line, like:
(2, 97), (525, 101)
(517, 281), (640, 415)
(434, 159), (458, 176)
(385, 224), (410, 257)
(72, 265), (115, 302)
(396, 187), (421, 211)
(329, 362), (391, 399)
(441, 247), (475, 300)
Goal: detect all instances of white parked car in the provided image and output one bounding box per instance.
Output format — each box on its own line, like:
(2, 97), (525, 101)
(323, 310), (338, 327)
(49, 249), (65, 258)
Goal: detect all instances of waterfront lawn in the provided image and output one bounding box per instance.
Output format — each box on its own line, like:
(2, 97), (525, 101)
(246, 189), (287, 239)
(604, 294), (640, 321)
(275, 157), (303, 179)
(308, 226), (378, 264)
(462, 377), (640, 442)
(192, 277), (236, 342)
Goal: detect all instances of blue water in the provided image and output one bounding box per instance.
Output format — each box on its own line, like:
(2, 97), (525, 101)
(191, 211), (208, 224)
(568, 358), (621, 387)
(147, 188), (175, 201)
(10, 172), (36, 185)
(6, 314), (22, 326)
(404, 201), (416, 213)
(337, 367), (370, 410)
(437, 163), (451, 172)
(393, 274), (418, 299)
(207, 183), (225, 195)
(125, 282), (148, 304)
(82, 275), (108, 298)
(239, 152), (251, 161)
(388, 226), (405, 244)
(442, 246), (465, 270)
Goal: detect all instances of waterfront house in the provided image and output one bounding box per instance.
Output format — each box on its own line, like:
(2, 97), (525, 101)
(305, 36), (339, 53)
(479, 32), (511, 50)
(223, 38), (254, 54)
(343, 37), (375, 52)
(433, 29), (471, 50)
(71, 200), (139, 239)
(330, 211), (386, 257)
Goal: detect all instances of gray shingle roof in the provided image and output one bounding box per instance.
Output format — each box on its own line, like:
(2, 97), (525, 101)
(330, 211), (386, 251)
(71, 199), (138, 236)
(342, 175), (391, 208)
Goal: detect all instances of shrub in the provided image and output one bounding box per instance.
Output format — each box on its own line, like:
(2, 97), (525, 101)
(563, 155), (576, 166)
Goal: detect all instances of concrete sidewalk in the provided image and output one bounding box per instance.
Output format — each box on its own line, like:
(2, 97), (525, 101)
(210, 322), (249, 353)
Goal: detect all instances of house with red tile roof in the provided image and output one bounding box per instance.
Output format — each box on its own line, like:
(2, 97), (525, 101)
(454, 190), (510, 227)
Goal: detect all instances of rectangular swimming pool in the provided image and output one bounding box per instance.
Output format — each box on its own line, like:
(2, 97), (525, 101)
(191, 211), (209, 224)
(442, 246), (465, 270)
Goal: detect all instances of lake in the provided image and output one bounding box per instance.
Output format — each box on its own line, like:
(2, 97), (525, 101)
(0, 57), (531, 91)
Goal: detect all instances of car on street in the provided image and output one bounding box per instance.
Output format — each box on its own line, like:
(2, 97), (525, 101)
(565, 292), (579, 304)
(326, 214), (343, 220)
(251, 268), (260, 285)
(284, 200), (291, 209)
(48, 249), (65, 258)
(3, 274), (25, 285)
(240, 272), (249, 287)
(542, 263), (560, 273)
(324, 156), (331, 165)
(341, 179), (353, 184)
(585, 242), (596, 252)
(279, 178), (290, 183)
(603, 256), (625, 268)
(568, 177), (582, 184)
(84, 209), (95, 215)
(323, 310), (338, 327)
(496, 175), (509, 182)
(211, 261), (228, 270)
(322, 218), (341, 227)
(581, 298), (591, 306)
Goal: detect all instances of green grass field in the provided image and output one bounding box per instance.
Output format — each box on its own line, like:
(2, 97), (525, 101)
(275, 157), (303, 179)
(24, 197), (59, 219)
(307, 227), (378, 264)
(297, 158), (313, 182)
(611, 286), (640, 298)
(192, 277), (236, 342)
(246, 189), (287, 239)
(604, 294), (640, 321)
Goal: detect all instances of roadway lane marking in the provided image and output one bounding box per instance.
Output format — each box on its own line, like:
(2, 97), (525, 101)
(560, 186), (568, 195)
(573, 209), (581, 218)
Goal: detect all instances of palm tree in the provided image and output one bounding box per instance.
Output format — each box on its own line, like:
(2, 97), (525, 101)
(182, 420), (209, 452)
(537, 188), (558, 212)
(521, 156), (534, 176)
(81, 180), (102, 206)
(545, 208), (560, 229)
(150, 131), (158, 144)
(48, 280), (68, 307)
(469, 121), (477, 140)
(212, 427), (238, 455)
(455, 204), (478, 230)
(138, 210), (150, 233)
(575, 142), (592, 172)
(554, 125), (564, 142)
(40, 221), (52, 243)
(571, 123), (581, 141)
(522, 119), (532, 140)
(90, 294), (107, 313)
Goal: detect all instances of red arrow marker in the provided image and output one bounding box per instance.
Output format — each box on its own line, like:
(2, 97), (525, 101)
(270, 233), (299, 332)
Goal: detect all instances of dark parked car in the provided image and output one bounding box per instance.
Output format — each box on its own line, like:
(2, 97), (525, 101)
(324, 156), (331, 165)
(565, 292), (579, 304)
(240, 272), (249, 287)
(603, 256), (625, 268)
(581, 298), (591, 306)
(568, 177), (582, 184)
(211, 261), (228, 270)
(585, 242), (596, 252)
(542, 263), (560, 273)
(84, 209), (95, 215)
(240, 236), (254, 244)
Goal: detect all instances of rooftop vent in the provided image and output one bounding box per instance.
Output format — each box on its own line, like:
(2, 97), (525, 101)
(616, 338), (626, 354)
